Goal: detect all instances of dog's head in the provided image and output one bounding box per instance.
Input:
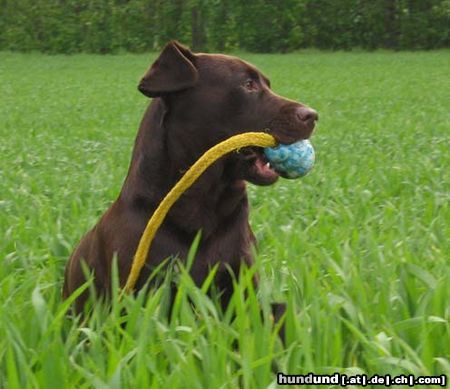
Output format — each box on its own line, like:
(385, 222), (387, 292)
(138, 41), (318, 185)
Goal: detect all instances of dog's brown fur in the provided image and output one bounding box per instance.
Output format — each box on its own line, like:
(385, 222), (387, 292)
(63, 41), (317, 330)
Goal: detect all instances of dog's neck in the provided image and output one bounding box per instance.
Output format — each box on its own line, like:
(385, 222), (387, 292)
(120, 99), (249, 238)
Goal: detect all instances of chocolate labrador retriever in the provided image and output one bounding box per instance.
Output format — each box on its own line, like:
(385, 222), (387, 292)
(63, 41), (317, 331)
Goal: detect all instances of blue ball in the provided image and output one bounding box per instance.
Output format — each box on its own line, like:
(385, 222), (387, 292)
(264, 139), (315, 179)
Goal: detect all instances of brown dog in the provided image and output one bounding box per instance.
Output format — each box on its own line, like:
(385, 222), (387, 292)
(63, 41), (317, 328)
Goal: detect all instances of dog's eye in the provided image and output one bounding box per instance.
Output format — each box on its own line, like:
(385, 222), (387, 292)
(244, 79), (256, 91)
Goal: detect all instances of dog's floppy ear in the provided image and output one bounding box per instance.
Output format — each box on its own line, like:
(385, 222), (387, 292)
(138, 41), (198, 98)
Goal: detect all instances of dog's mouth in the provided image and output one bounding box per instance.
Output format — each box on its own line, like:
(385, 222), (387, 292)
(238, 147), (279, 186)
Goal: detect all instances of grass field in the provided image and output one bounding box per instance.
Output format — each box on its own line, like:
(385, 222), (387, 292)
(0, 50), (449, 388)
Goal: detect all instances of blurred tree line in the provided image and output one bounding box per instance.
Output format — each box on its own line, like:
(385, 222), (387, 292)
(0, 0), (448, 53)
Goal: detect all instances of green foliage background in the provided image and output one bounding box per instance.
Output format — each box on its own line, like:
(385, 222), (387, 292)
(1, 0), (449, 53)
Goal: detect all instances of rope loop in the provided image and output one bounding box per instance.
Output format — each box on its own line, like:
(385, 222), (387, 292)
(124, 132), (277, 293)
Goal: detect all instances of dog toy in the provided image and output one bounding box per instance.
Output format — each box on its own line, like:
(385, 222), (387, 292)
(264, 139), (315, 178)
(124, 132), (315, 293)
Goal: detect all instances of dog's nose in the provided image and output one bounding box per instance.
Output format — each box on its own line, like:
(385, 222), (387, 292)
(296, 106), (318, 123)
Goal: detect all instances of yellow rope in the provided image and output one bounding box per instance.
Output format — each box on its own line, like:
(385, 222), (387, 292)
(124, 132), (277, 293)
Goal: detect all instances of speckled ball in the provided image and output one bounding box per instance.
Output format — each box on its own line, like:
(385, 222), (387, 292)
(264, 139), (315, 179)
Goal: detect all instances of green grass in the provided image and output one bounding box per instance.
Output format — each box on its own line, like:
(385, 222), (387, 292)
(0, 50), (449, 388)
